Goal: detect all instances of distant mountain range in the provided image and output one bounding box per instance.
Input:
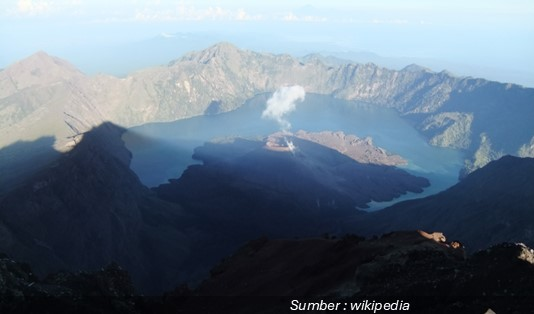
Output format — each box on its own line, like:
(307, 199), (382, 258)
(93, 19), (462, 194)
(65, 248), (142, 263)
(1, 43), (533, 181)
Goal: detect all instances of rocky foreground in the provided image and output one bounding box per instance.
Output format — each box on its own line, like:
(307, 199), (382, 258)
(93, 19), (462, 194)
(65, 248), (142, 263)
(1, 231), (533, 313)
(0, 256), (136, 313)
(172, 231), (534, 313)
(194, 231), (534, 296)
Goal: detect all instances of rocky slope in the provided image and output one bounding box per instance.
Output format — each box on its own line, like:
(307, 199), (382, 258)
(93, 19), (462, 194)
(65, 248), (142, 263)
(353, 155), (534, 251)
(3, 231), (533, 313)
(154, 134), (429, 236)
(0, 255), (137, 313)
(0, 52), (106, 194)
(0, 123), (198, 294)
(0, 124), (532, 311)
(0, 51), (105, 149)
(2, 43), (533, 176)
(1, 123), (424, 295)
(293, 130), (406, 166)
(189, 231), (534, 312)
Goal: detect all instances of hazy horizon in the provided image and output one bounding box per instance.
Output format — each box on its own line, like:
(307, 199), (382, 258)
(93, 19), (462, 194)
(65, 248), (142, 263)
(1, 0), (533, 86)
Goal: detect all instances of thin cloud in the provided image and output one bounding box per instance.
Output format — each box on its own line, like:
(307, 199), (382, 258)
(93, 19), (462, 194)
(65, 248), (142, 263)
(371, 19), (409, 24)
(122, 5), (263, 22)
(16, 0), (51, 16)
(6, 0), (84, 17)
(235, 8), (263, 21)
(6, 1), (324, 23)
(282, 12), (327, 22)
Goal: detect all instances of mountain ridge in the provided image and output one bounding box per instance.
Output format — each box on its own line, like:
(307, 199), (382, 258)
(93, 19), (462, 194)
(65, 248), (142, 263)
(0, 123), (196, 293)
(353, 155), (534, 251)
(0, 126), (532, 295)
(2, 42), (533, 177)
(0, 51), (83, 99)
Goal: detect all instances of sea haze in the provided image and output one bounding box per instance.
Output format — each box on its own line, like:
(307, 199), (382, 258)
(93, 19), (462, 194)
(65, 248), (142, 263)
(123, 93), (463, 209)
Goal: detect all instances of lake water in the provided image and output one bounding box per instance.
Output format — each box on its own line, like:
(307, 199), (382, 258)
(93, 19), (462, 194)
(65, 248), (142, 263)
(123, 93), (464, 210)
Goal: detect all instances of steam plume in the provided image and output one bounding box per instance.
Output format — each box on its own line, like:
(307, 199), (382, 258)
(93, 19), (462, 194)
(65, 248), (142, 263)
(284, 137), (296, 153)
(262, 85), (305, 131)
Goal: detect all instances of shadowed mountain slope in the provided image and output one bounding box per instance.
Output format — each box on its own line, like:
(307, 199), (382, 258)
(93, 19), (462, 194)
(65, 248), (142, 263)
(353, 156), (534, 251)
(0, 123), (428, 294)
(154, 135), (429, 238)
(196, 232), (534, 297)
(3, 232), (534, 312)
(0, 123), (194, 294)
(0, 255), (137, 313)
(0, 137), (60, 196)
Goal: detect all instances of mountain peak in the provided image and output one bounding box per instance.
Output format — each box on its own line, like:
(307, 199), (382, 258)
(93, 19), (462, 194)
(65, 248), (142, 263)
(0, 51), (82, 97)
(208, 41), (240, 52)
(401, 63), (430, 73)
(173, 42), (246, 65)
(31, 50), (51, 58)
(11, 50), (80, 74)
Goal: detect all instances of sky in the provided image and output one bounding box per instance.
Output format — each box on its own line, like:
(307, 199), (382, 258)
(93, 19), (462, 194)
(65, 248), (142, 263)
(1, 0), (533, 85)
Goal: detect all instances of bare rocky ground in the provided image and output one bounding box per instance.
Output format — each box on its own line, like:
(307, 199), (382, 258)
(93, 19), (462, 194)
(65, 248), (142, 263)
(3, 230), (532, 313)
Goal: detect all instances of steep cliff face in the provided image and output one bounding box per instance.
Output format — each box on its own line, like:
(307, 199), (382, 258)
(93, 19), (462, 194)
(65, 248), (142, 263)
(0, 123), (193, 294)
(2, 43), (533, 176)
(354, 156), (534, 251)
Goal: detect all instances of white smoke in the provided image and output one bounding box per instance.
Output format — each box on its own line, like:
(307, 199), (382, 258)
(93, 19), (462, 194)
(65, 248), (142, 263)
(262, 85), (306, 131)
(284, 137), (296, 154)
